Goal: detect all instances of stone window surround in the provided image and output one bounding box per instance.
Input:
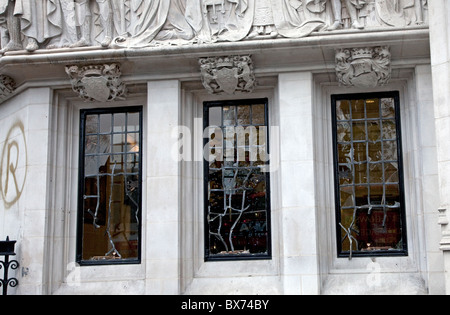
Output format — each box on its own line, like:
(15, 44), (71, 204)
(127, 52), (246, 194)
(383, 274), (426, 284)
(315, 67), (439, 294)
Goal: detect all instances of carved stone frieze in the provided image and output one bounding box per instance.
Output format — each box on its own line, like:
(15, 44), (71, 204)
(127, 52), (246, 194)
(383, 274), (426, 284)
(0, 0), (429, 53)
(65, 63), (126, 102)
(0, 75), (16, 101)
(199, 56), (256, 95)
(336, 46), (392, 88)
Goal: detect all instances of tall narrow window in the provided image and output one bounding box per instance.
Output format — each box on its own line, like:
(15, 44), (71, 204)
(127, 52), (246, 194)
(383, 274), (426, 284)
(204, 99), (271, 261)
(77, 107), (143, 265)
(332, 92), (408, 258)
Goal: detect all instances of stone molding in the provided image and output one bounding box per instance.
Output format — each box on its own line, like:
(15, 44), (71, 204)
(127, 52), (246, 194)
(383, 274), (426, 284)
(199, 55), (256, 95)
(65, 63), (127, 102)
(336, 46), (392, 88)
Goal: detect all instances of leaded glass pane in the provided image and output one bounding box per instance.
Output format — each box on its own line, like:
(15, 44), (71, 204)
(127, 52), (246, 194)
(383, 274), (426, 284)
(78, 108), (142, 265)
(333, 94), (407, 258)
(205, 99), (271, 260)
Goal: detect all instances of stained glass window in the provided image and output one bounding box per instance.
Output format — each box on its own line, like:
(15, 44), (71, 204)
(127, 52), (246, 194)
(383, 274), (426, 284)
(77, 107), (142, 265)
(204, 99), (271, 261)
(332, 93), (408, 258)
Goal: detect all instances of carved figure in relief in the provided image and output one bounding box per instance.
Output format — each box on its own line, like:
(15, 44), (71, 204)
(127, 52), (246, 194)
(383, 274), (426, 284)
(328, 0), (367, 30)
(247, 0), (277, 39)
(113, 0), (202, 48)
(0, 0), (21, 54)
(270, 0), (326, 38)
(375, 0), (426, 27)
(198, 0), (254, 43)
(154, 0), (202, 43)
(69, 0), (114, 48)
(14, 0), (63, 51)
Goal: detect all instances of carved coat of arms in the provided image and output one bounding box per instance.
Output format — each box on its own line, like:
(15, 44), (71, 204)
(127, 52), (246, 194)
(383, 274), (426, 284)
(199, 56), (256, 95)
(336, 46), (392, 88)
(66, 63), (127, 102)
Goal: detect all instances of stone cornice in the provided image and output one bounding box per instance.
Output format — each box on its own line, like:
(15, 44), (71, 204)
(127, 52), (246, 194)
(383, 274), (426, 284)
(0, 27), (430, 93)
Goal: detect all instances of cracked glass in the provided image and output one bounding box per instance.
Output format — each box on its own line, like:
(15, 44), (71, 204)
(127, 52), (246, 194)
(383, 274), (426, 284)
(333, 93), (407, 258)
(204, 99), (271, 260)
(78, 107), (142, 265)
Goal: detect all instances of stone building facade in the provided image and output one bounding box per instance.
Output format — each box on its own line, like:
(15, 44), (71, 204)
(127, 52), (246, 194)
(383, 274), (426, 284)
(0, 0), (449, 295)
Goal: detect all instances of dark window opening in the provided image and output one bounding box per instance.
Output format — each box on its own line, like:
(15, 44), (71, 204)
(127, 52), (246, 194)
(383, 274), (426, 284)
(77, 107), (143, 265)
(204, 99), (272, 261)
(332, 92), (408, 259)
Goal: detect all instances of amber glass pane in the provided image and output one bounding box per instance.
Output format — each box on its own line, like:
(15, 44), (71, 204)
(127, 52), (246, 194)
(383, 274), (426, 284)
(351, 100), (366, 119)
(252, 104), (266, 125)
(366, 99), (380, 119)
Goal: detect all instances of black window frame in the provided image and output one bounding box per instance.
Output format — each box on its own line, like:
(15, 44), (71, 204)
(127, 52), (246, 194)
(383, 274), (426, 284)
(77, 106), (144, 266)
(331, 91), (408, 259)
(203, 98), (272, 262)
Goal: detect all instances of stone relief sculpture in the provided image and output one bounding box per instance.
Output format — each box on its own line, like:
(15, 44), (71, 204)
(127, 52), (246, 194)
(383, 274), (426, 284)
(15, 0), (64, 52)
(0, 0), (428, 53)
(199, 55), (256, 95)
(113, 0), (202, 48)
(336, 46), (391, 88)
(248, 0), (277, 39)
(199, 0), (254, 43)
(375, 0), (427, 27)
(0, 1), (20, 54)
(270, 0), (327, 38)
(66, 63), (127, 102)
(328, 0), (367, 30)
